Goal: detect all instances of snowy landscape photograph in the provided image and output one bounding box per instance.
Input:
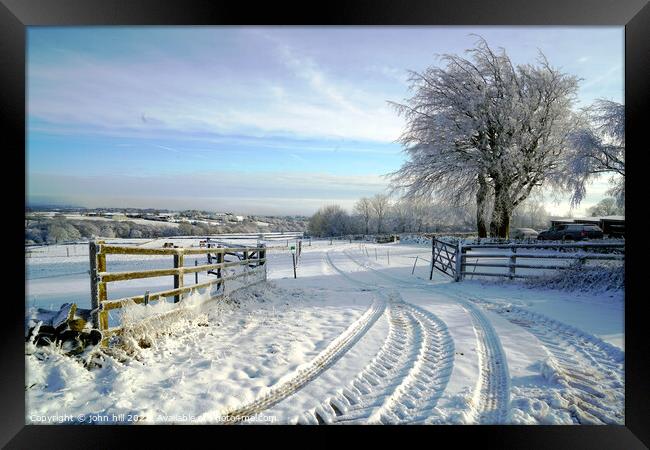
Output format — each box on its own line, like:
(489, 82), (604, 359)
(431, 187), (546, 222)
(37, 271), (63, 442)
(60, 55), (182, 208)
(25, 26), (626, 426)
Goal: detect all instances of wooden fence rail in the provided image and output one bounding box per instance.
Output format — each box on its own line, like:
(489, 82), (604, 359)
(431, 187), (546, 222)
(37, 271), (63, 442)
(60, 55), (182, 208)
(430, 237), (624, 282)
(89, 240), (267, 344)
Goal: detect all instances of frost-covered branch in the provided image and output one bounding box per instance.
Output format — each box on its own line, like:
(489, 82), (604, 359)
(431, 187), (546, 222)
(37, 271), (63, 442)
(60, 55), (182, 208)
(566, 99), (625, 207)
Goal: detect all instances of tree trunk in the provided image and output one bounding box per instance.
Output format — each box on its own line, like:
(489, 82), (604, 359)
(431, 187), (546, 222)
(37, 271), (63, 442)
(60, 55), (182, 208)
(489, 219), (498, 238)
(496, 208), (511, 238)
(476, 173), (489, 238)
(490, 180), (513, 239)
(477, 215), (488, 238)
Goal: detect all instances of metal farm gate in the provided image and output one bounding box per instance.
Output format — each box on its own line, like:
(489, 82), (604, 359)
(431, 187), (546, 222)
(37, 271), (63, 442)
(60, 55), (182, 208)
(429, 237), (460, 280)
(428, 237), (624, 283)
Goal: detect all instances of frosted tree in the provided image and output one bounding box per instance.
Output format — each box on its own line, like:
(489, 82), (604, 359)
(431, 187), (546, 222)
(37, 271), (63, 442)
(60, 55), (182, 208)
(411, 199), (434, 232)
(308, 205), (353, 237)
(586, 197), (623, 217)
(511, 190), (550, 229)
(390, 201), (411, 233)
(566, 99), (625, 208)
(371, 194), (391, 234)
(390, 199), (428, 233)
(354, 197), (373, 235)
(393, 198), (438, 233)
(390, 36), (580, 238)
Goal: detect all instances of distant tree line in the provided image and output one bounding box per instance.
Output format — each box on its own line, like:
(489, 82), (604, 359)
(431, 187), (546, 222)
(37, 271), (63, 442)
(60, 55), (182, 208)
(308, 193), (553, 238)
(25, 215), (308, 244)
(308, 195), (474, 237)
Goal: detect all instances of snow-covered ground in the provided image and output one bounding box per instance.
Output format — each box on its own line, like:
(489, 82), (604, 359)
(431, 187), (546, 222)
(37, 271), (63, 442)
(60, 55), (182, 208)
(25, 240), (624, 425)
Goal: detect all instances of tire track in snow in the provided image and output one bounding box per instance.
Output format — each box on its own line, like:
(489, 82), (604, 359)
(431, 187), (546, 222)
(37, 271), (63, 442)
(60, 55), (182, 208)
(342, 248), (511, 424)
(221, 289), (386, 423)
(467, 298), (624, 424)
(296, 250), (453, 424)
(456, 299), (511, 424)
(371, 302), (454, 424)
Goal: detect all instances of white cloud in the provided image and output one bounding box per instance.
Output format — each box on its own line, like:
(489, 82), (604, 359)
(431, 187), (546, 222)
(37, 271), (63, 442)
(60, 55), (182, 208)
(369, 64), (410, 85)
(276, 44), (363, 115)
(28, 38), (405, 143)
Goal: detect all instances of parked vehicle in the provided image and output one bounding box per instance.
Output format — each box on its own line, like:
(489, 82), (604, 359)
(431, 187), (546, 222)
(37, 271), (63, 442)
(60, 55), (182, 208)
(537, 224), (604, 241)
(510, 228), (539, 240)
(606, 223), (625, 239)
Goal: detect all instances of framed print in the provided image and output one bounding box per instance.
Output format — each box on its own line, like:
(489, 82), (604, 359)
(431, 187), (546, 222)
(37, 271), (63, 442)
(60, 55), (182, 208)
(2, 0), (648, 447)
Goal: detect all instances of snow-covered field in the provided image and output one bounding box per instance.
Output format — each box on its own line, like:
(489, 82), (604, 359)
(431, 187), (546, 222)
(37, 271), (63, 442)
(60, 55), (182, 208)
(25, 240), (624, 425)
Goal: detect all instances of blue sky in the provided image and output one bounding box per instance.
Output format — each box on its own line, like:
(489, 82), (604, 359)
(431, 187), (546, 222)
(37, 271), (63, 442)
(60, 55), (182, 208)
(27, 26), (623, 215)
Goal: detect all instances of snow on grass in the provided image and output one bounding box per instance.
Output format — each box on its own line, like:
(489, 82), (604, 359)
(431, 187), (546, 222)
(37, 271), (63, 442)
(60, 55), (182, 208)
(26, 279), (373, 424)
(449, 279), (624, 350)
(522, 261), (624, 293)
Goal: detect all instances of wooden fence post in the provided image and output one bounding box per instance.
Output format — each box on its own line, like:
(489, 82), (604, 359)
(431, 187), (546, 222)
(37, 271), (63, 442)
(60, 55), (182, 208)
(429, 236), (435, 280)
(90, 240), (109, 335)
(173, 251), (184, 303)
(258, 243), (267, 281)
(578, 255), (586, 267)
(89, 240), (100, 329)
(216, 245), (223, 291)
(97, 241), (108, 331)
(509, 247), (517, 279)
(454, 241), (463, 282)
(258, 243), (266, 266)
(194, 259), (198, 284)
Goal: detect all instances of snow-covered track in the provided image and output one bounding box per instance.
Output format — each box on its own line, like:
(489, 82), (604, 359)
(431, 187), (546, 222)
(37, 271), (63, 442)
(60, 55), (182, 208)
(468, 298), (624, 424)
(343, 249), (448, 287)
(341, 248), (511, 424)
(298, 301), (454, 424)
(221, 295), (386, 423)
(456, 299), (511, 424)
(296, 251), (454, 424)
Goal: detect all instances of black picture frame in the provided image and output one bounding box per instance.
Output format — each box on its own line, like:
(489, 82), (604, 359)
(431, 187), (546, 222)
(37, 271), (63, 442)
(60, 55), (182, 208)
(3, 0), (648, 447)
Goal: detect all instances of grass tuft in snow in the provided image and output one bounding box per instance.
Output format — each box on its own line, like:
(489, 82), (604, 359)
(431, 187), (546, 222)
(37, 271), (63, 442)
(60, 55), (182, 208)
(115, 290), (220, 358)
(522, 261), (624, 293)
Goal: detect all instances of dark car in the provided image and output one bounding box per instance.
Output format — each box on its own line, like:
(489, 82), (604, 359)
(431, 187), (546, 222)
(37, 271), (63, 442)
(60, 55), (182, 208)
(537, 223), (604, 241)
